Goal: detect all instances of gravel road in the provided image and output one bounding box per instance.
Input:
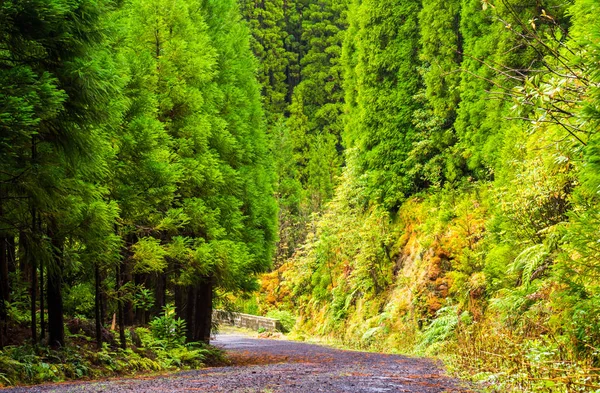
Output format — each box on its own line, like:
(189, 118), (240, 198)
(1, 334), (472, 393)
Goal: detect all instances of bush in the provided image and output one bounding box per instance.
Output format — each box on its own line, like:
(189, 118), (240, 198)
(64, 283), (95, 319)
(0, 305), (224, 387)
(149, 305), (187, 349)
(266, 310), (296, 333)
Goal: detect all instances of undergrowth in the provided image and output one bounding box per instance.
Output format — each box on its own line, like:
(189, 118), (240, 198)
(258, 172), (600, 392)
(0, 306), (225, 387)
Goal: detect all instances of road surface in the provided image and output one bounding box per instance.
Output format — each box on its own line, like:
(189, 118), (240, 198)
(2, 334), (471, 392)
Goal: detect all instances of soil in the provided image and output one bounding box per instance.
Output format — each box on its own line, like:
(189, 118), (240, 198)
(1, 334), (473, 392)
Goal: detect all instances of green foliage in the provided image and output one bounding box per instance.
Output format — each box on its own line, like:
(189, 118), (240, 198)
(416, 305), (462, 355)
(344, 0), (422, 209)
(131, 238), (167, 275)
(0, 318), (220, 387)
(6, 0), (600, 391)
(239, 0), (292, 120)
(64, 283), (95, 319)
(133, 288), (155, 313)
(0, 0), (276, 372)
(149, 305), (187, 349)
(0, 344), (100, 385)
(266, 310), (296, 333)
(418, 0), (461, 120)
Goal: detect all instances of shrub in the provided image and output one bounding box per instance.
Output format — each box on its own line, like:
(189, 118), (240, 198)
(149, 305), (187, 349)
(266, 310), (296, 333)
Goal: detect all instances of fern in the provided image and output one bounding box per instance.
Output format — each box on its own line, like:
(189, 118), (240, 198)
(417, 305), (460, 354)
(510, 244), (549, 285)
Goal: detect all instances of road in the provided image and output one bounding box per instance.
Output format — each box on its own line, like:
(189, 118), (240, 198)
(2, 334), (471, 392)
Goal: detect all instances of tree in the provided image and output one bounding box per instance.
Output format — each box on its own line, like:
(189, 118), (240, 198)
(239, 0), (292, 121)
(288, 0), (347, 209)
(117, 0), (276, 344)
(344, 0), (422, 210)
(0, 0), (123, 348)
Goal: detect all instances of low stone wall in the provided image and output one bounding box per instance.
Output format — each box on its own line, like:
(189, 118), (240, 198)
(213, 310), (282, 332)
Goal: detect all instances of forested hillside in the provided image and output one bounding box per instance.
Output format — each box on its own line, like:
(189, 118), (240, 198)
(2, 0), (600, 391)
(242, 0), (600, 391)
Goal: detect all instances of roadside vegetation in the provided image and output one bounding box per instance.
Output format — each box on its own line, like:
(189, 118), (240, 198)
(0, 306), (224, 387)
(238, 0), (600, 392)
(0, 0), (271, 386)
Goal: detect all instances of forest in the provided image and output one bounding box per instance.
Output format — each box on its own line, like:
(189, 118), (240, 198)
(1, 0), (600, 391)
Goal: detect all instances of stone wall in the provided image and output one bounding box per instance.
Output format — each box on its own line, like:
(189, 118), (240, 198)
(213, 310), (282, 332)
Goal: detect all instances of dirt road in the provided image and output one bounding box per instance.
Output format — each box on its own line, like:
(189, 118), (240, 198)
(2, 334), (471, 392)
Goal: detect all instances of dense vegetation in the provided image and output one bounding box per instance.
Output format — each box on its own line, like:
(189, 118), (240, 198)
(0, 0), (274, 385)
(245, 0), (600, 391)
(2, 0), (600, 391)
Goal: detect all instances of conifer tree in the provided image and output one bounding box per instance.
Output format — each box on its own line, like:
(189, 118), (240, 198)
(344, 0), (422, 210)
(455, 0), (569, 175)
(401, 0), (464, 189)
(288, 0), (347, 209)
(187, 0), (277, 342)
(118, 0), (276, 343)
(0, 0), (123, 348)
(418, 0), (462, 120)
(117, 0), (218, 343)
(111, 0), (184, 344)
(239, 0), (291, 121)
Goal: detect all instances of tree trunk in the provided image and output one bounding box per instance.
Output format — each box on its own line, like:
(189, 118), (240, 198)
(123, 264), (134, 326)
(0, 236), (8, 348)
(28, 210), (38, 345)
(0, 191), (9, 324)
(100, 276), (106, 328)
(0, 237), (9, 304)
(193, 277), (213, 344)
(174, 283), (186, 335)
(30, 128), (38, 345)
(134, 273), (146, 325)
(47, 221), (64, 348)
(185, 286), (196, 343)
(180, 278), (214, 344)
(153, 272), (166, 318)
(30, 252), (37, 345)
(40, 255), (45, 342)
(116, 262), (126, 349)
(39, 216), (44, 342)
(2, 236), (15, 347)
(174, 285), (184, 320)
(95, 263), (102, 349)
(7, 236), (15, 274)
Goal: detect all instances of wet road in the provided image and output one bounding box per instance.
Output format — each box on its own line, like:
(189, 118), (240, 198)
(2, 334), (471, 392)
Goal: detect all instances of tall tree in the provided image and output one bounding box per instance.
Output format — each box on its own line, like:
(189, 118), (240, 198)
(118, 0), (276, 344)
(0, 0), (123, 348)
(239, 0), (292, 122)
(344, 0), (422, 210)
(288, 0), (347, 209)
